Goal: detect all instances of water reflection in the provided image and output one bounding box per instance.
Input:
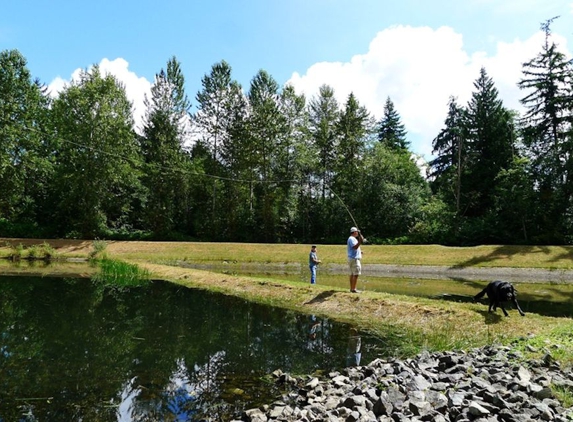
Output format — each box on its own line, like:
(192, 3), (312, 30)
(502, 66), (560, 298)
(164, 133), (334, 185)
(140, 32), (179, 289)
(346, 328), (362, 367)
(0, 276), (381, 421)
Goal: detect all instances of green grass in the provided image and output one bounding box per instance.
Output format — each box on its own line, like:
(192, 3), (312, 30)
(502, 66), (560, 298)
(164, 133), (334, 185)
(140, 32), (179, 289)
(119, 243), (573, 269)
(92, 258), (150, 288)
(2, 239), (573, 269)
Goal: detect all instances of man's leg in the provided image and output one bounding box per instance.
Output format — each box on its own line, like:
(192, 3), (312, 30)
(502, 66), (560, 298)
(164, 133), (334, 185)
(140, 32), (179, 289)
(310, 266), (316, 284)
(350, 275), (358, 292)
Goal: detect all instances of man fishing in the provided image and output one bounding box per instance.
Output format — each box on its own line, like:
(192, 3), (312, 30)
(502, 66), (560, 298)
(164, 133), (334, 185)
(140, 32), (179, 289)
(347, 227), (365, 293)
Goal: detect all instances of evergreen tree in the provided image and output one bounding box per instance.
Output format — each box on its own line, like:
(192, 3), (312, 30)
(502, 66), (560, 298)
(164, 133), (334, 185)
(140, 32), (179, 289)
(518, 17), (573, 242)
(428, 96), (466, 215)
(463, 67), (515, 223)
(377, 97), (408, 150)
(275, 85), (311, 241)
(140, 56), (192, 237)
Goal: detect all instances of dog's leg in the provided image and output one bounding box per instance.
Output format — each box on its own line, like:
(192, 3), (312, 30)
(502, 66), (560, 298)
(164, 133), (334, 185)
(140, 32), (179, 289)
(488, 300), (494, 313)
(500, 304), (509, 317)
(513, 299), (525, 316)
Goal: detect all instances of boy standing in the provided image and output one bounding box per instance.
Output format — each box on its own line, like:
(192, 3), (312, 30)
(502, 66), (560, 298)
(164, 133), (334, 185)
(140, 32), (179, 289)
(309, 245), (321, 284)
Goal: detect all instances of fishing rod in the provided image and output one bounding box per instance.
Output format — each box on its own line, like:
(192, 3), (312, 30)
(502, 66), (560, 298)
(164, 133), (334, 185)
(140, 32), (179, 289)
(324, 181), (368, 243)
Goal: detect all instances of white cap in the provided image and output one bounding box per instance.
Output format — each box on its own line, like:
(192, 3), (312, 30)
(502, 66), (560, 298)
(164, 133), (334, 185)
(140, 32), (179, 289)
(350, 227), (359, 233)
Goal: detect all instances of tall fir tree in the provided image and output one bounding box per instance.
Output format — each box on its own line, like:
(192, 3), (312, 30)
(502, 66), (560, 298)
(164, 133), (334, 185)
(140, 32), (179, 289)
(460, 67), (515, 242)
(518, 18), (573, 242)
(429, 96), (466, 214)
(377, 97), (408, 150)
(246, 70), (286, 241)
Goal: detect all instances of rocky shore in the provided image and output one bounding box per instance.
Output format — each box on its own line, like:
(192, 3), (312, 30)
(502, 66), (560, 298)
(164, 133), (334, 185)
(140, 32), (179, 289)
(240, 345), (573, 422)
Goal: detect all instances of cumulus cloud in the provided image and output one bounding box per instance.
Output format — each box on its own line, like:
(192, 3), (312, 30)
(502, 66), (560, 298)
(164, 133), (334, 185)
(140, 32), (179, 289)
(48, 58), (152, 134)
(287, 25), (570, 158)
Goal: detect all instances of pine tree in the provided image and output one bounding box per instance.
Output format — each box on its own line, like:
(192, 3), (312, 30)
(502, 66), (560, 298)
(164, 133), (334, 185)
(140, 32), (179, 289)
(463, 67), (514, 219)
(429, 96), (466, 213)
(377, 97), (408, 150)
(518, 17), (573, 242)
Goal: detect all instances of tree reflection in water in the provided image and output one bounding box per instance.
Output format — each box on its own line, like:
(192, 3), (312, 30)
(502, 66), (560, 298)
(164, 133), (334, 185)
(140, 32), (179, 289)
(0, 276), (382, 421)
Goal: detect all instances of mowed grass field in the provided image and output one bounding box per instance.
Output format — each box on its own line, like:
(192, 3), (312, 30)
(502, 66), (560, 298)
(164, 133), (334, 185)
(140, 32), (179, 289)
(2, 238), (573, 269)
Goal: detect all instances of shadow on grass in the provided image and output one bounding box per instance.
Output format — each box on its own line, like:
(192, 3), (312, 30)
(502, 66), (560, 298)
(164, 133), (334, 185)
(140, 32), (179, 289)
(549, 248), (573, 263)
(304, 290), (337, 305)
(475, 309), (503, 324)
(450, 245), (553, 269)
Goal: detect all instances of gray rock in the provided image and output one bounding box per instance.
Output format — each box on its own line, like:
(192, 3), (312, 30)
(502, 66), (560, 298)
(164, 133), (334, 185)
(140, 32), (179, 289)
(245, 408), (268, 422)
(468, 401), (490, 417)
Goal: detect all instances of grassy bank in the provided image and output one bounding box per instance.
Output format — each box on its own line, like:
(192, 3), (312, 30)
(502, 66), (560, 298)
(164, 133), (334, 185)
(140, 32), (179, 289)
(1, 238), (572, 363)
(133, 262), (573, 365)
(2, 238), (573, 269)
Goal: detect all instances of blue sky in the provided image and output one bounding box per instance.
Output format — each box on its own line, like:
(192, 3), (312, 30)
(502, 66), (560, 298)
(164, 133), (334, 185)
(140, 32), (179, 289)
(2, 0), (572, 158)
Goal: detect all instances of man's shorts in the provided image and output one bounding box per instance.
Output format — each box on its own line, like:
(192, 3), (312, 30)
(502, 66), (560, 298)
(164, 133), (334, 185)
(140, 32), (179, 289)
(348, 258), (361, 275)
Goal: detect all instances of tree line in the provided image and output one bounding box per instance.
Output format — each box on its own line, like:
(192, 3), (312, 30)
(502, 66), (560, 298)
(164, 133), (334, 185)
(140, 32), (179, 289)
(1, 20), (572, 245)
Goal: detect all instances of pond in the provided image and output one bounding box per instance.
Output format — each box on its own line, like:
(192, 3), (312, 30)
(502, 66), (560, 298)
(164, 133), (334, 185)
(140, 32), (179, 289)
(0, 276), (383, 421)
(187, 264), (573, 318)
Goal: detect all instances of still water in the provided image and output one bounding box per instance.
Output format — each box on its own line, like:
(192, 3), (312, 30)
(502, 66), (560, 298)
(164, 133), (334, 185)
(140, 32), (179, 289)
(0, 276), (382, 421)
(198, 265), (573, 318)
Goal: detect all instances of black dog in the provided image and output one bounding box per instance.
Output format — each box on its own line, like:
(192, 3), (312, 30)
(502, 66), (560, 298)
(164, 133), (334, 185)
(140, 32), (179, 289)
(474, 280), (525, 317)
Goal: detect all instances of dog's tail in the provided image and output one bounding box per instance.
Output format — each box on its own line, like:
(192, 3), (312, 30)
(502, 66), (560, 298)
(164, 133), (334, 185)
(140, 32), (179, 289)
(473, 287), (487, 302)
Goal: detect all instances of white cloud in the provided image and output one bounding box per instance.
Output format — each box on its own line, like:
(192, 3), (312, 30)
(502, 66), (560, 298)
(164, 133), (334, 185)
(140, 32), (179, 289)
(287, 25), (570, 158)
(48, 58), (152, 134)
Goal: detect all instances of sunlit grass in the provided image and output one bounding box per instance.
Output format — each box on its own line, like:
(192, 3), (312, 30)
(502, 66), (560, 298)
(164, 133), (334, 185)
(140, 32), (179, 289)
(92, 258), (150, 287)
(2, 239), (573, 269)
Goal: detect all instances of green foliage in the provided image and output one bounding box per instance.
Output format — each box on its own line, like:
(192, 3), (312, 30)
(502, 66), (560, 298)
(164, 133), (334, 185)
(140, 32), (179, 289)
(40, 242), (56, 259)
(50, 65), (143, 238)
(0, 49), (53, 226)
(4, 44), (573, 246)
(140, 56), (192, 237)
(92, 258), (150, 287)
(378, 96), (408, 150)
(9, 243), (24, 261)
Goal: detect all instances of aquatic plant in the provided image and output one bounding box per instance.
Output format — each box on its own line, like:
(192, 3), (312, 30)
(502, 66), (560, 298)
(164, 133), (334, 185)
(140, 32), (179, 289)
(92, 258), (150, 287)
(9, 244), (24, 261)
